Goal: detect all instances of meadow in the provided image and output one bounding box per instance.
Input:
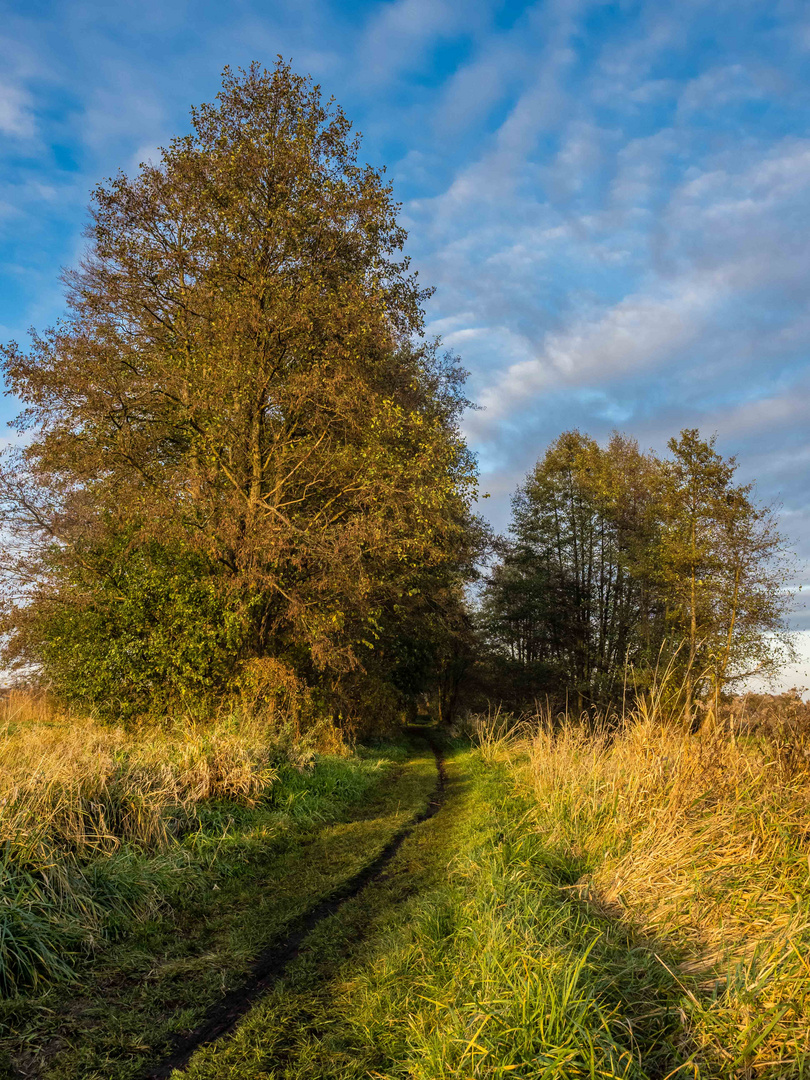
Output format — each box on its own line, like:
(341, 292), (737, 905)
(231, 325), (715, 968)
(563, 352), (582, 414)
(1, 685), (808, 1078)
(494, 698), (810, 1075)
(167, 691), (810, 1080)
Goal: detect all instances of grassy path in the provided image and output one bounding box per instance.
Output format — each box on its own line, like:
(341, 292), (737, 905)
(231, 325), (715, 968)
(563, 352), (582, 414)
(148, 739), (445, 1077)
(8, 736), (785, 1079)
(0, 739), (438, 1080)
(172, 743), (703, 1080)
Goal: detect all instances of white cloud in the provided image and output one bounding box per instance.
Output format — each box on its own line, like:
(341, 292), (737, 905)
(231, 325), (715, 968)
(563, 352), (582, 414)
(713, 385), (810, 440)
(449, 129), (810, 441)
(0, 79), (34, 138)
(474, 271), (723, 424)
(609, 128), (678, 209)
(361, 0), (482, 82)
(677, 63), (764, 116)
(128, 143), (164, 174)
(433, 53), (509, 135)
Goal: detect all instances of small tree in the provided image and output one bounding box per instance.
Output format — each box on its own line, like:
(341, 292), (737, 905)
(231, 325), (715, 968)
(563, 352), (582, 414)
(659, 430), (795, 711)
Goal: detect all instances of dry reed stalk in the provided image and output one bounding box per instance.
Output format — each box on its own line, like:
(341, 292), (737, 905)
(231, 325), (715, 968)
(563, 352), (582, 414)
(0, 689), (344, 858)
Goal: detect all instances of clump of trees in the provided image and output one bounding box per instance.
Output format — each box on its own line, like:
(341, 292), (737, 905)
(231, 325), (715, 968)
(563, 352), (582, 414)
(0, 62), (481, 729)
(481, 429), (795, 714)
(0, 61), (795, 732)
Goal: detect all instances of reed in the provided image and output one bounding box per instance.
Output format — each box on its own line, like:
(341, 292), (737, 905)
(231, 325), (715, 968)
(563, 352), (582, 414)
(507, 689), (810, 1075)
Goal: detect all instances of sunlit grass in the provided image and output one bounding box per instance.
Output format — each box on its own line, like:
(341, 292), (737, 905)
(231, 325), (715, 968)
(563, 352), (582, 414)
(0, 689), (350, 994)
(181, 745), (688, 1080)
(492, 695), (810, 1076)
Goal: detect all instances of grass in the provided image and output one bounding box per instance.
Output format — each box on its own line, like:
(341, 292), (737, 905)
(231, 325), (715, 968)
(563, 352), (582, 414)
(176, 742), (693, 1080)
(0, 688), (309, 995)
(2, 688), (808, 1078)
(175, 713), (809, 1080)
(514, 708), (810, 1076)
(0, 691), (439, 1079)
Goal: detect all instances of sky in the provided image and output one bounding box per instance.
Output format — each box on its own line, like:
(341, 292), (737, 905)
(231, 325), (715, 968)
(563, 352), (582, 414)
(0, 0), (808, 686)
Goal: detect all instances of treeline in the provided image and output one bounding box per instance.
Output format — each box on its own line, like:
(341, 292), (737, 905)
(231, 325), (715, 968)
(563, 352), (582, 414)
(480, 429), (794, 713)
(0, 62), (795, 731)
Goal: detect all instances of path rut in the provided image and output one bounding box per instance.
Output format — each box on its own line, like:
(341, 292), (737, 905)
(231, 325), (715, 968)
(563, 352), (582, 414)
(146, 735), (446, 1079)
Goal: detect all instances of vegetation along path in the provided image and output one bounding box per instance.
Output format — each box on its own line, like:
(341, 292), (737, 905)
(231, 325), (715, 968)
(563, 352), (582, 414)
(149, 740), (720, 1080)
(0, 737), (439, 1080)
(147, 733), (447, 1078)
(4, 724), (805, 1078)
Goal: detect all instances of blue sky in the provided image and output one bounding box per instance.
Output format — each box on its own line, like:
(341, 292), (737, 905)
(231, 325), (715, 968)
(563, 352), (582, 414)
(1, 0), (809, 680)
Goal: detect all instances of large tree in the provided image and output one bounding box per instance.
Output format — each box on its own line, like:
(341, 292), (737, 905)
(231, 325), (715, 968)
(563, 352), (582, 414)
(0, 62), (479, 724)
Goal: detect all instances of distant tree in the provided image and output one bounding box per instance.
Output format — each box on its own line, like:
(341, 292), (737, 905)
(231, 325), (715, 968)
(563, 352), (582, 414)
(658, 429), (794, 711)
(482, 431), (665, 710)
(482, 428), (795, 717)
(0, 61), (479, 724)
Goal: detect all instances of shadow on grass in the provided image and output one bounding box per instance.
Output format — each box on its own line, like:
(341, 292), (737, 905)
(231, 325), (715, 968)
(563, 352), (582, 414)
(529, 839), (704, 1078)
(0, 741), (438, 1080)
(176, 747), (470, 1080)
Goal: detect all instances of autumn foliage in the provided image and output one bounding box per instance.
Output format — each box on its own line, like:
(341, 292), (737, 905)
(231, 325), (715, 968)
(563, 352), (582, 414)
(0, 62), (480, 727)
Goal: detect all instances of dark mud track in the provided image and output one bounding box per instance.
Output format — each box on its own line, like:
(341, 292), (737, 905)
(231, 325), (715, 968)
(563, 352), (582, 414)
(146, 736), (446, 1079)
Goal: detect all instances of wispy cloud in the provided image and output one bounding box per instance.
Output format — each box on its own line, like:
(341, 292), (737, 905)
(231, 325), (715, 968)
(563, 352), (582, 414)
(0, 78), (34, 138)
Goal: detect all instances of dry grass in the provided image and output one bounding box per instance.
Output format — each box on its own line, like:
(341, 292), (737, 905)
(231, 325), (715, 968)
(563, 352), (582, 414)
(479, 694), (810, 1075)
(0, 688), (347, 993)
(0, 689), (280, 854)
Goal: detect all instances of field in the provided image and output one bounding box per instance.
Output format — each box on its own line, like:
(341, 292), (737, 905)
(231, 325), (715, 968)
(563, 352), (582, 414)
(0, 690), (808, 1078)
(1, 41), (806, 1080)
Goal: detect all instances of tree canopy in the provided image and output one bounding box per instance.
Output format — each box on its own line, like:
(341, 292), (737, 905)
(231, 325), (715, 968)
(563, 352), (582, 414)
(0, 61), (481, 726)
(481, 429), (795, 714)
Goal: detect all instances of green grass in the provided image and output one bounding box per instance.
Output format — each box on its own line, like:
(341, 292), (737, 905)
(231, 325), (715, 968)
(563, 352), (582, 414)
(178, 743), (697, 1080)
(516, 715), (810, 1076)
(7, 725), (806, 1078)
(0, 738), (438, 1080)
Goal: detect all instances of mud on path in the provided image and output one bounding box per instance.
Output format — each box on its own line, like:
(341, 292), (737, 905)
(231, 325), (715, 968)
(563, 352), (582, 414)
(146, 735), (447, 1079)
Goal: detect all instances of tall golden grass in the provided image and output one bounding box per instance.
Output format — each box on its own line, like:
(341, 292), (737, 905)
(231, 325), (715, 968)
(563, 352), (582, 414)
(0, 689), (280, 853)
(0, 688), (345, 993)
(477, 691), (810, 1074)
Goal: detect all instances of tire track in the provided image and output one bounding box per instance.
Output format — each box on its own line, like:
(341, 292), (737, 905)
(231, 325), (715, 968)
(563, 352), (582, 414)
(146, 735), (446, 1079)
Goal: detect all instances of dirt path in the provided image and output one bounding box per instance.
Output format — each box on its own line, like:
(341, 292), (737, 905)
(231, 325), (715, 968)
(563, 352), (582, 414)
(146, 735), (446, 1079)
